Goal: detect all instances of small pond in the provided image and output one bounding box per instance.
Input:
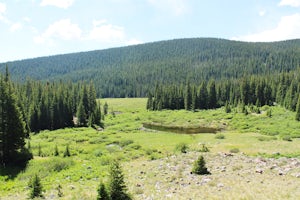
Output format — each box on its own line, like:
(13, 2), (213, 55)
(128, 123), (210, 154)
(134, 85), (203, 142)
(142, 123), (220, 134)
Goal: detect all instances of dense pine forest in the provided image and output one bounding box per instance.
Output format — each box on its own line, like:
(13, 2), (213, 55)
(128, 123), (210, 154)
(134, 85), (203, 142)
(147, 72), (300, 114)
(0, 68), (101, 165)
(0, 38), (300, 98)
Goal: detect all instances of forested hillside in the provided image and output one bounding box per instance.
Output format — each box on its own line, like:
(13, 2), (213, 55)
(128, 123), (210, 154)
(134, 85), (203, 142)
(1, 38), (300, 97)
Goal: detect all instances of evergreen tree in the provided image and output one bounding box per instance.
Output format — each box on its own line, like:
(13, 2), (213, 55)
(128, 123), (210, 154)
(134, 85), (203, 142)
(295, 94), (300, 121)
(28, 174), (43, 199)
(208, 80), (217, 109)
(76, 102), (87, 126)
(240, 78), (250, 105)
(0, 73), (30, 165)
(97, 183), (110, 200)
(109, 160), (131, 200)
(63, 145), (71, 157)
(81, 85), (90, 117)
(38, 144), (42, 157)
(191, 86), (197, 111)
(88, 82), (97, 113)
(146, 93), (153, 110)
(198, 81), (208, 109)
(192, 155), (210, 175)
(225, 101), (231, 113)
(103, 102), (108, 115)
(54, 144), (59, 156)
(91, 104), (102, 126)
(184, 80), (192, 110)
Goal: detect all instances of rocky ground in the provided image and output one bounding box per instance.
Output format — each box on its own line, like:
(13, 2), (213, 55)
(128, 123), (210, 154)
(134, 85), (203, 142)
(126, 152), (300, 200)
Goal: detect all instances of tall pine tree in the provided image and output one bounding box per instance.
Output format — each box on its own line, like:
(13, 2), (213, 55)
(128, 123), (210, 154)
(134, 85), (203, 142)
(0, 70), (30, 165)
(295, 94), (300, 121)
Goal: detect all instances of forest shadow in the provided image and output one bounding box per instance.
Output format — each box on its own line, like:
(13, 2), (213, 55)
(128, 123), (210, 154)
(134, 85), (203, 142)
(0, 150), (32, 180)
(0, 162), (28, 180)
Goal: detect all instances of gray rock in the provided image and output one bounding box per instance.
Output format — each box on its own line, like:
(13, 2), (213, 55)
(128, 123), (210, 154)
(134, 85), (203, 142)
(217, 183), (224, 188)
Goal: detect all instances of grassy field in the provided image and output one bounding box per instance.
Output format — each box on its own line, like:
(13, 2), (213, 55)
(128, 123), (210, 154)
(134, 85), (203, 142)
(1, 98), (300, 199)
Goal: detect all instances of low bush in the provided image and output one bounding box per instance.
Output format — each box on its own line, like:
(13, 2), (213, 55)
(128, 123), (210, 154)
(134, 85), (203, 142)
(49, 157), (74, 172)
(199, 144), (209, 152)
(119, 140), (134, 147)
(282, 135), (292, 142)
(175, 143), (188, 153)
(94, 149), (103, 157)
(215, 133), (225, 139)
(230, 148), (240, 153)
(257, 136), (277, 141)
(127, 143), (142, 150)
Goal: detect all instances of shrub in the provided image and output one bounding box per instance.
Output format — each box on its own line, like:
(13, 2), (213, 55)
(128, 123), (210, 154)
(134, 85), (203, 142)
(192, 155), (210, 175)
(225, 101), (231, 113)
(119, 140), (134, 147)
(54, 144), (59, 156)
(49, 158), (74, 172)
(199, 144), (209, 152)
(38, 144), (42, 157)
(230, 148), (240, 153)
(57, 184), (63, 197)
(282, 135), (292, 142)
(175, 143), (188, 153)
(257, 136), (277, 141)
(94, 149), (103, 157)
(128, 144), (142, 150)
(144, 148), (154, 155)
(215, 133), (225, 139)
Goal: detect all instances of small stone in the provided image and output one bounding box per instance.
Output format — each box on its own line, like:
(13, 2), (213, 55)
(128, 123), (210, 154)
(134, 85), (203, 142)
(270, 165), (277, 170)
(220, 166), (226, 172)
(294, 173), (300, 178)
(69, 185), (75, 190)
(201, 177), (211, 183)
(278, 171), (285, 176)
(217, 183), (224, 188)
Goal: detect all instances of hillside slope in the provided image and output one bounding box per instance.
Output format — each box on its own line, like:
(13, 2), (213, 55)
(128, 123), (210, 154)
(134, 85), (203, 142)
(1, 38), (300, 97)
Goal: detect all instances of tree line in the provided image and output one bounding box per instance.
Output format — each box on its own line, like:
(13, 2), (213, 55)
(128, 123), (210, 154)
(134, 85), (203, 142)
(15, 79), (101, 133)
(0, 68), (101, 165)
(147, 71), (300, 120)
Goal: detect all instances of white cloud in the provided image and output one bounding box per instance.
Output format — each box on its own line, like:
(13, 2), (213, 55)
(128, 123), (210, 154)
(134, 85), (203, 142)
(126, 39), (143, 46)
(23, 17), (31, 22)
(10, 23), (23, 32)
(34, 19), (82, 44)
(148, 0), (189, 16)
(278, 0), (300, 7)
(232, 14), (300, 42)
(0, 2), (8, 22)
(259, 10), (266, 17)
(40, 0), (74, 9)
(87, 20), (125, 42)
(0, 2), (5, 15)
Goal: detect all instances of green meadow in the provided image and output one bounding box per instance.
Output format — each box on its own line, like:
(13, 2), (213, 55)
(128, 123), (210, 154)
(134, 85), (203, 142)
(1, 98), (300, 199)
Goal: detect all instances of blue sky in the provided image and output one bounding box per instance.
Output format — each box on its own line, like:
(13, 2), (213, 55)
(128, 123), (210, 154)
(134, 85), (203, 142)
(0, 0), (300, 62)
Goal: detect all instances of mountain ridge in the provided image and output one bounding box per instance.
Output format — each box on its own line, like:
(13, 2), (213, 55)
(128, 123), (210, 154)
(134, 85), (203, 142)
(1, 38), (300, 97)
